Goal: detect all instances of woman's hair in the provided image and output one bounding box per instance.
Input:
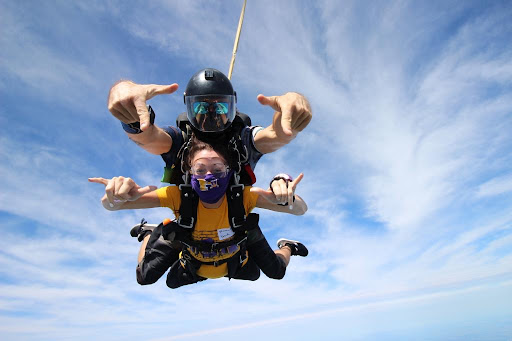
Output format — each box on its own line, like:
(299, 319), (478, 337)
(185, 134), (231, 170)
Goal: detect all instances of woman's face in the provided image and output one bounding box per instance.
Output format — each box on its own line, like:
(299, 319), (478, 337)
(190, 149), (228, 178)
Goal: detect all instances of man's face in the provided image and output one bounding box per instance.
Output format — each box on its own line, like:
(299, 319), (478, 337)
(186, 94), (236, 132)
(194, 100), (229, 131)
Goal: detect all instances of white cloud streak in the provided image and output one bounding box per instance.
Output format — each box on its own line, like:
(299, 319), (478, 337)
(1, 1), (512, 340)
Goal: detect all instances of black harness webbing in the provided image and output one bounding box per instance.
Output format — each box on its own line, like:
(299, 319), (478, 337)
(164, 113), (255, 186)
(176, 184), (198, 229)
(161, 179), (259, 280)
(155, 109), (257, 280)
(173, 213), (258, 280)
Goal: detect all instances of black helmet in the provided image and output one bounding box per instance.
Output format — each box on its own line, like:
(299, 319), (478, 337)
(184, 68), (237, 132)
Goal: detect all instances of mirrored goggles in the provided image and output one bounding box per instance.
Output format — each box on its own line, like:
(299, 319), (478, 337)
(193, 102), (229, 115)
(185, 95), (236, 132)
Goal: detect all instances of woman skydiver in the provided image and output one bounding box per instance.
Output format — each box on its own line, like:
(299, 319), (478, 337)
(89, 135), (308, 288)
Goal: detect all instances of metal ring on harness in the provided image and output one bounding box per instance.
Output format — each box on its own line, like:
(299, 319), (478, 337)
(177, 216), (195, 229)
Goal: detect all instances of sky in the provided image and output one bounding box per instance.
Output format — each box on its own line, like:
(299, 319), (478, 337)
(1, 0), (512, 340)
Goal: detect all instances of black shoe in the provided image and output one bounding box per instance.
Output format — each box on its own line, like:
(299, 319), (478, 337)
(130, 219), (157, 242)
(277, 238), (308, 257)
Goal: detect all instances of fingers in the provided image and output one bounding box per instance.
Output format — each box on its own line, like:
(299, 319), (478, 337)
(148, 83), (179, 98)
(93, 176), (138, 207)
(290, 173), (304, 187)
(280, 110), (293, 136)
(271, 179), (288, 204)
(140, 83), (178, 131)
(108, 81), (139, 123)
(290, 108), (312, 132)
(268, 173), (304, 208)
(259, 93), (292, 136)
(258, 95), (293, 134)
(133, 96), (150, 131)
(280, 96), (307, 136)
(109, 107), (133, 124)
(117, 177), (137, 200)
(258, 93), (312, 136)
(104, 178), (116, 207)
(88, 177), (109, 185)
(108, 82), (179, 128)
(288, 173), (304, 209)
(257, 94), (279, 111)
(90, 177), (116, 207)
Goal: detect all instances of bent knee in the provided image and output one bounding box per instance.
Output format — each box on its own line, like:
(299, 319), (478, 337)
(136, 263), (159, 285)
(265, 257), (287, 280)
(267, 269), (286, 280)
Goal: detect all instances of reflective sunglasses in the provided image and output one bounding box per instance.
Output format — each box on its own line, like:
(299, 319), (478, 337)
(193, 102), (229, 115)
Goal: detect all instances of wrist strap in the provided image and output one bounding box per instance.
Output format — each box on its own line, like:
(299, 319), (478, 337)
(269, 173), (293, 192)
(277, 195), (295, 206)
(121, 105), (155, 134)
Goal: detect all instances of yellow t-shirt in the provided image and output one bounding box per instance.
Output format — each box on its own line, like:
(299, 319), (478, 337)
(156, 186), (259, 278)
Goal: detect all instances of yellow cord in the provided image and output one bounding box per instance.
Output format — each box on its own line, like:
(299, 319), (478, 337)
(228, 0), (247, 80)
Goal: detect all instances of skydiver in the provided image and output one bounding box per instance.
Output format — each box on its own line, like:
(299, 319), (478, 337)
(89, 136), (308, 288)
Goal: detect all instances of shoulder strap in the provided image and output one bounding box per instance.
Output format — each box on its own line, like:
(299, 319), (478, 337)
(166, 113), (255, 186)
(177, 183), (199, 229)
(176, 174), (247, 232)
(226, 176), (246, 230)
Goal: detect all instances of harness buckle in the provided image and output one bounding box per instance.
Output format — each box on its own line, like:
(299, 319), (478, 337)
(230, 183), (245, 193)
(177, 216), (195, 229)
(231, 216), (245, 229)
(239, 251), (247, 265)
(237, 236), (248, 246)
(210, 242), (219, 252)
(179, 183), (193, 192)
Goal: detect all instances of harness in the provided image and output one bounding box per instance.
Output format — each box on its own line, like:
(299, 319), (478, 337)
(161, 178), (259, 280)
(158, 111), (259, 279)
(161, 111), (257, 186)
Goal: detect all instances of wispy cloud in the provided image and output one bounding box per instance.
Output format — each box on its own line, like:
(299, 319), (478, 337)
(1, 1), (512, 340)
(476, 174), (512, 198)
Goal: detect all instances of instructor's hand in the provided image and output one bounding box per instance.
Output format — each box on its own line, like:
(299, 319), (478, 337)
(257, 92), (312, 137)
(107, 81), (179, 131)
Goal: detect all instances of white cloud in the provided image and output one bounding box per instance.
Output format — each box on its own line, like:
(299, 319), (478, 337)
(476, 174), (512, 198)
(1, 1), (512, 340)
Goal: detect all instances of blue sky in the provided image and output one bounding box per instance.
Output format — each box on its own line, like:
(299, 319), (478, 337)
(1, 0), (512, 340)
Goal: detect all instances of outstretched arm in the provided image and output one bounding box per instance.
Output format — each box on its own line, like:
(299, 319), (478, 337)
(108, 80), (179, 155)
(253, 92), (312, 154)
(88, 176), (160, 211)
(251, 173), (307, 215)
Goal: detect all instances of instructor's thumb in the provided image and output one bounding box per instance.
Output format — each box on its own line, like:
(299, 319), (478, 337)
(257, 94), (279, 111)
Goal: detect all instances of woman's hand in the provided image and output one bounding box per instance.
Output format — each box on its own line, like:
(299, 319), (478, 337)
(88, 176), (157, 210)
(251, 173), (304, 209)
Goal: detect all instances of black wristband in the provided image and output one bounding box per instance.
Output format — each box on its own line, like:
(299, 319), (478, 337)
(277, 195), (296, 206)
(121, 105), (156, 134)
(269, 173), (293, 192)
